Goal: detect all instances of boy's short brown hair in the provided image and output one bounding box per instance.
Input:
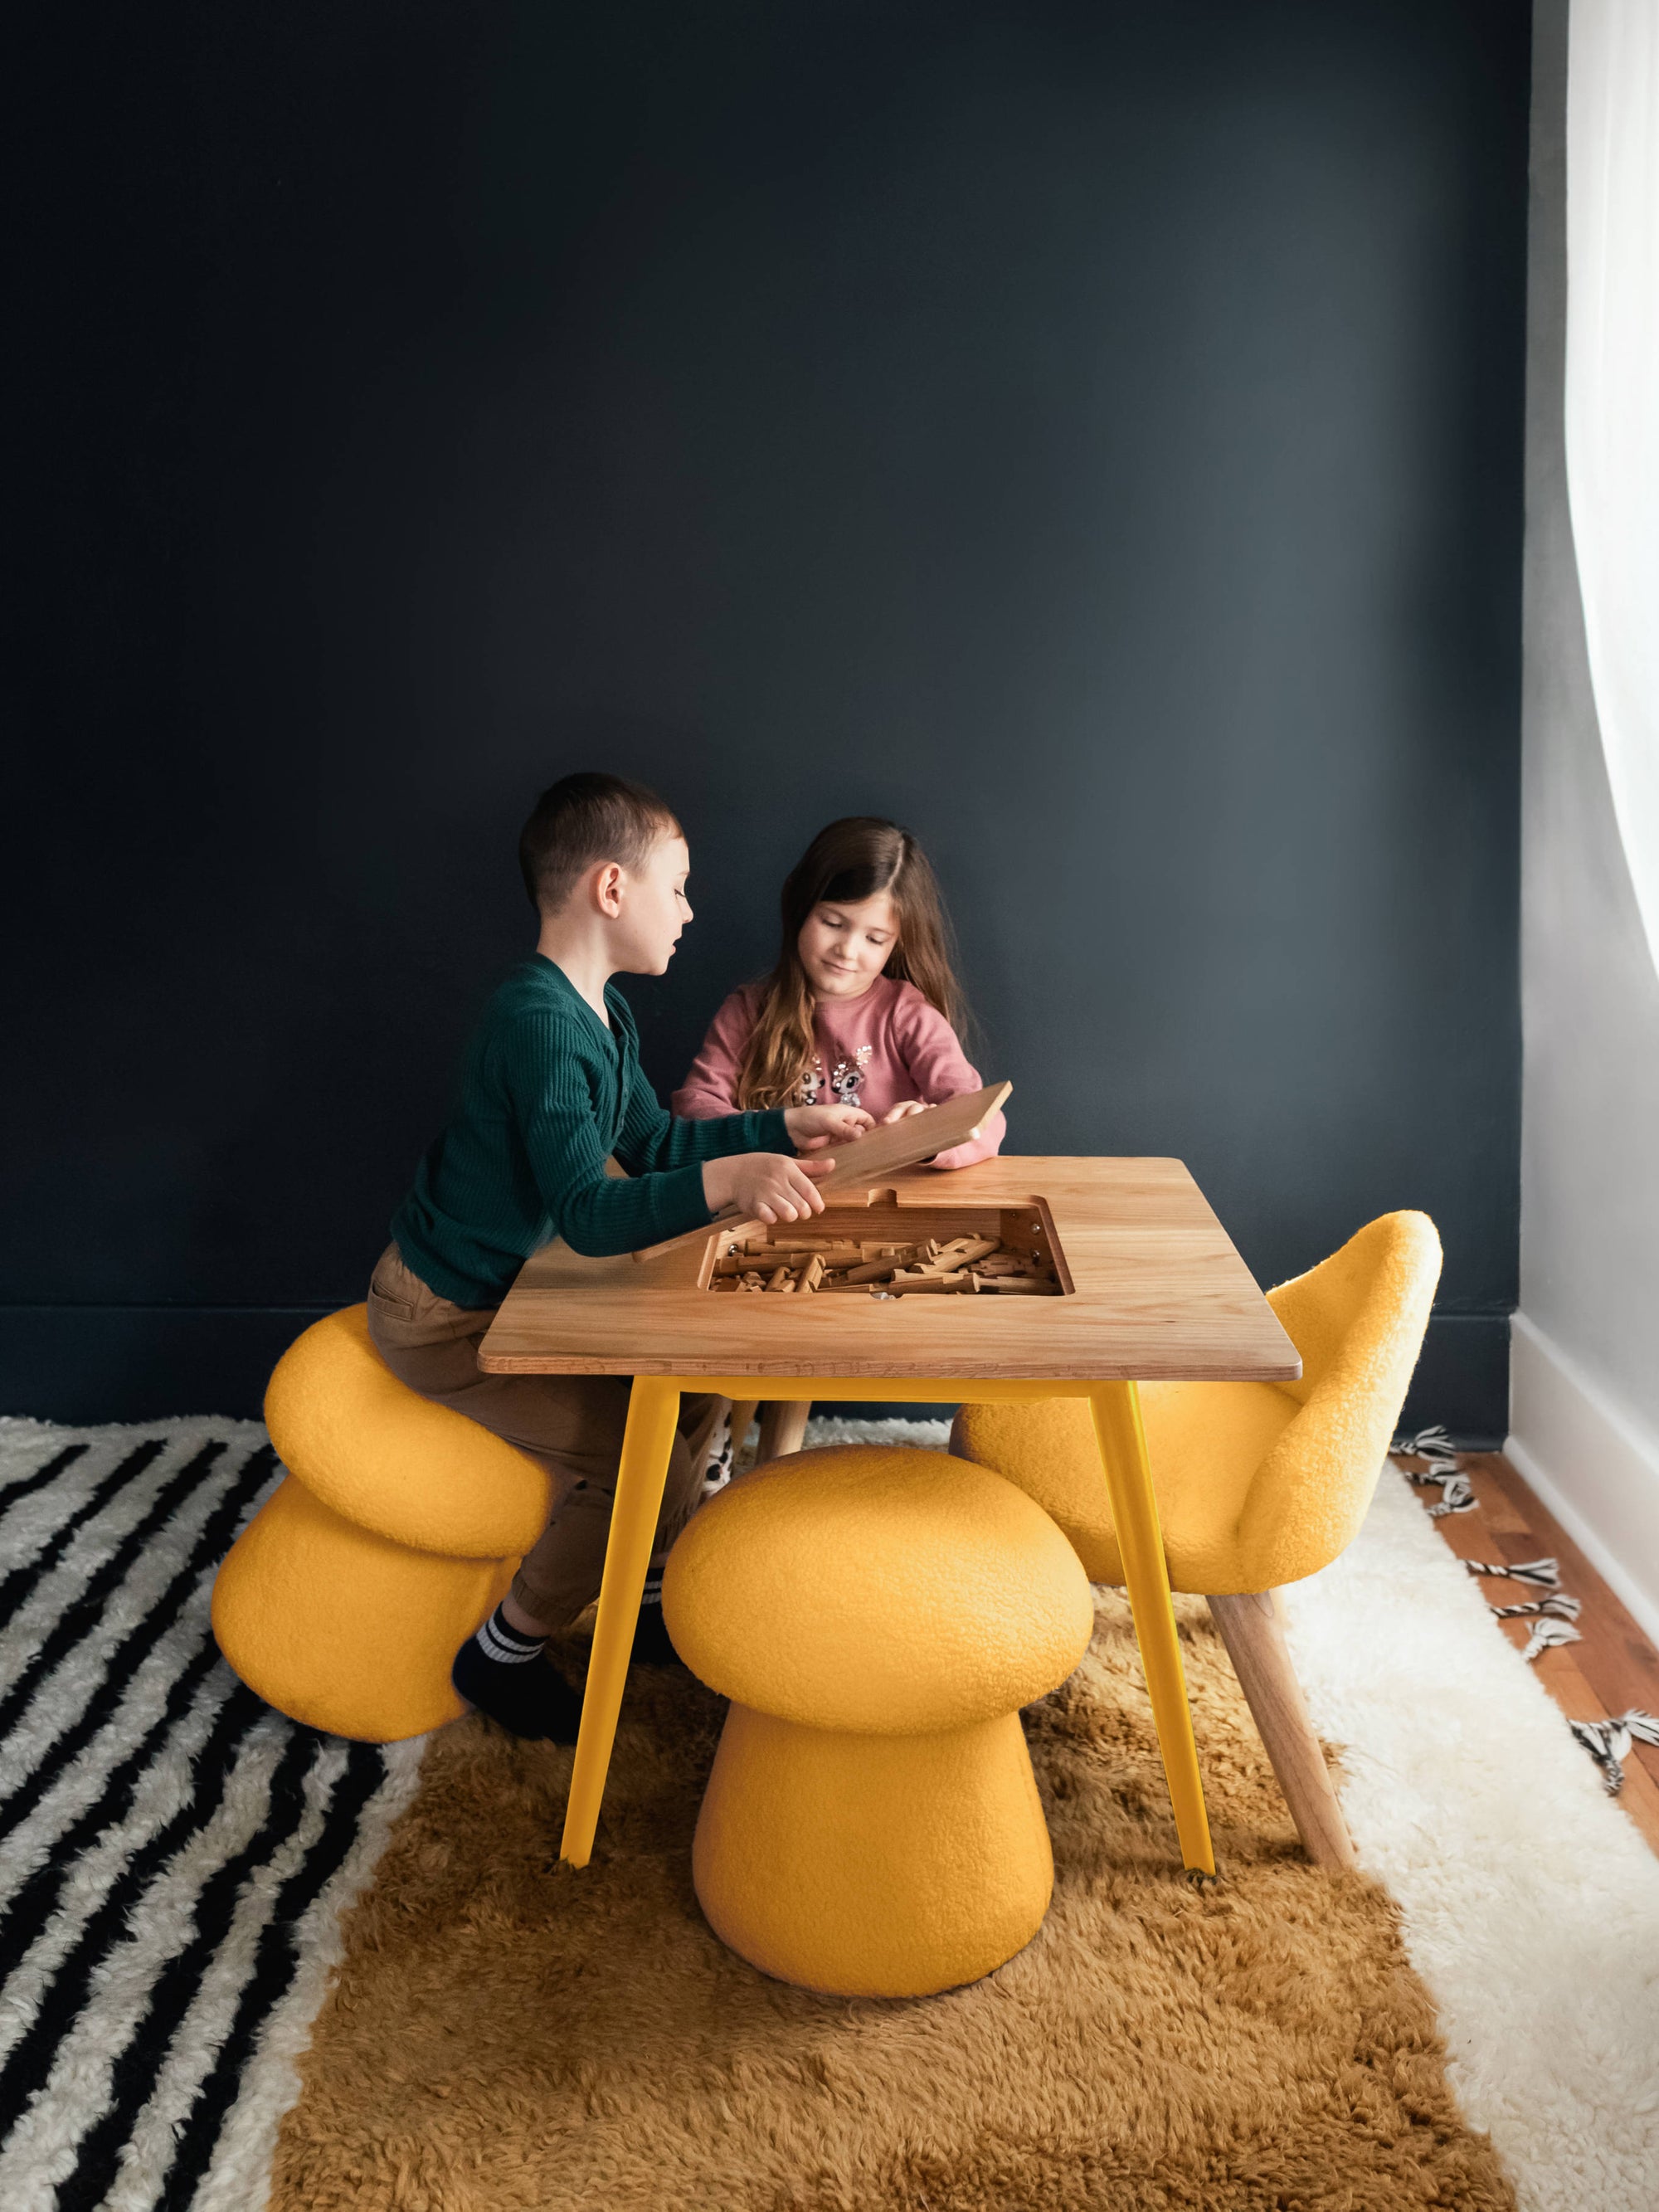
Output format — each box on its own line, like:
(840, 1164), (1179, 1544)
(518, 772), (682, 915)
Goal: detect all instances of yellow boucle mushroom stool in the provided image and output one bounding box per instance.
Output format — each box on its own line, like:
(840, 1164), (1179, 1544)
(211, 1306), (552, 1742)
(662, 1445), (1095, 1998)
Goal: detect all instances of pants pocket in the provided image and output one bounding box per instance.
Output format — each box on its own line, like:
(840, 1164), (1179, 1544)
(367, 1277), (417, 1325)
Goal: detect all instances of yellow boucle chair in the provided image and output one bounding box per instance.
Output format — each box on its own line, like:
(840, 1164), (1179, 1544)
(212, 1306), (552, 1742)
(951, 1211), (1442, 1873)
(663, 1444), (1095, 1998)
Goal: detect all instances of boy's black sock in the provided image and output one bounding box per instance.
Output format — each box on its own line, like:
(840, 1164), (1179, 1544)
(630, 1571), (682, 1667)
(451, 1605), (584, 1742)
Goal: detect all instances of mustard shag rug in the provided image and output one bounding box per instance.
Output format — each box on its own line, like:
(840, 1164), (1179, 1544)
(273, 1596), (1515, 2210)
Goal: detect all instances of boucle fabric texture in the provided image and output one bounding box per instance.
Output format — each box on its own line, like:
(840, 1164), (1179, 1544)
(951, 1209), (1442, 1592)
(262, 1305), (549, 1559)
(270, 1586), (1514, 2212)
(662, 1444), (1093, 1731)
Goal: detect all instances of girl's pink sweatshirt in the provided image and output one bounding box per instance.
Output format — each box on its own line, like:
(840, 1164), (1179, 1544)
(671, 976), (1005, 1171)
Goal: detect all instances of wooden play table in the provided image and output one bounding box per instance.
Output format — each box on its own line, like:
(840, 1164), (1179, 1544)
(479, 1137), (1300, 1874)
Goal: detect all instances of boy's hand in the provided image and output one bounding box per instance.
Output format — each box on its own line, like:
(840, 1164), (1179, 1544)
(784, 1103), (874, 1152)
(703, 1151), (834, 1225)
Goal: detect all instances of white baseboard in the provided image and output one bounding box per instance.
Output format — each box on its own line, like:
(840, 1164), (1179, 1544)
(1506, 1310), (1659, 1652)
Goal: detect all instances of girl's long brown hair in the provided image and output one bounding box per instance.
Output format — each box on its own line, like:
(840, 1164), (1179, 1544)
(736, 817), (968, 1110)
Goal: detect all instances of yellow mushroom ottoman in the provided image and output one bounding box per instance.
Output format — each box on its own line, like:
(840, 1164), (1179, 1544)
(212, 1305), (552, 1742)
(662, 1444), (1095, 1998)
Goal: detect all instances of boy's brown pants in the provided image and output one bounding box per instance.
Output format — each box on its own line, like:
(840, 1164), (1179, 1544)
(365, 1244), (710, 1630)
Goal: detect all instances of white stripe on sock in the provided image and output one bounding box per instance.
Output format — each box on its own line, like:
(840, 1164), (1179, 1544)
(476, 1619), (542, 1666)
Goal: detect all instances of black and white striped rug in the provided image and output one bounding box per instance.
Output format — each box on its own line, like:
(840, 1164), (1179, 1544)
(0, 1418), (424, 2211)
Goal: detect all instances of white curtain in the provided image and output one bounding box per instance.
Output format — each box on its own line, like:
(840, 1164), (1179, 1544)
(1564, 0), (1659, 976)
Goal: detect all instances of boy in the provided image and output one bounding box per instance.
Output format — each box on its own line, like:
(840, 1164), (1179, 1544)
(368, 772), (869, 1740)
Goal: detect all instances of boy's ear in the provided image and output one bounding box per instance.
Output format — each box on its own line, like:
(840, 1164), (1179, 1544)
(592, 859), (625, 917)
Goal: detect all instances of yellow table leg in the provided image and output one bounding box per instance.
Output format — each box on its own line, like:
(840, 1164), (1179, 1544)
(558, 1375), (681, 1868)
(1090, 1381), (1216, 1876)
(559, 1371), (1215, 1875)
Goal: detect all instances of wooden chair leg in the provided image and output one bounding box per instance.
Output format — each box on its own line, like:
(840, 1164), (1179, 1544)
(754, 1401), (811, 1467)
(727, 1400), (760, 1473)
(1206, 1591), (1357, 1873)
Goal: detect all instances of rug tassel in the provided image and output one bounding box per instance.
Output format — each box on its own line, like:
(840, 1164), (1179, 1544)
(1517, 1616), (1582, 1663)
(1567, 1710), (1659, 1795)
(1397, 1459), (1461, 1486)
(1395, 1461), (1473, 1509)
(1487, 1593), (1581, 1623)
(1391, 1433), (1475, 1518)
(1462, 1557), (1561, 1589)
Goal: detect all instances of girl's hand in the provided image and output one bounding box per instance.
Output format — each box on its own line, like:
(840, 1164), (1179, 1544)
(703, 1151), (834, 1225)
(880, 1099), (932, 1126)
(783, 1102), (873, 1152)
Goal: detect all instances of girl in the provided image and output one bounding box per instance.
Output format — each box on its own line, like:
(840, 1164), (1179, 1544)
(673, 816), (1005, 1169)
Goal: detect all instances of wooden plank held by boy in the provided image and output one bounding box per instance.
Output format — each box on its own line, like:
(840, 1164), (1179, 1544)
(630, 1081), (1014, 1262)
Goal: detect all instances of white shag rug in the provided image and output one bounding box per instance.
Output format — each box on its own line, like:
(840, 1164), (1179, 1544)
(4, 1411), (1657, 2211)
(1279, 1464), (1659, 2212)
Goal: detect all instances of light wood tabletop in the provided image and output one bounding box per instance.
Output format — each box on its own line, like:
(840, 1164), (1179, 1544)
(479, 1155), (1300, 1384)
(479, 1152), (1298, 1881)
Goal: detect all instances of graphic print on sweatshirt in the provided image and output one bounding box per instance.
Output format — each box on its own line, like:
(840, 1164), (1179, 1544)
(797, 1045), (873, 1108)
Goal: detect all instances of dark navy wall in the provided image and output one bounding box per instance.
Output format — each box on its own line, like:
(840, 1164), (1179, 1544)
(5, 0), (1529, 1432)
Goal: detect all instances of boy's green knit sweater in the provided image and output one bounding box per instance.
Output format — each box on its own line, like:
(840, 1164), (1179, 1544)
(392, 956), (790, 1305)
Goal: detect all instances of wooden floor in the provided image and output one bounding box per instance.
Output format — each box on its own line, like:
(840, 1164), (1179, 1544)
(1406, 1447), (1659, 1857)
